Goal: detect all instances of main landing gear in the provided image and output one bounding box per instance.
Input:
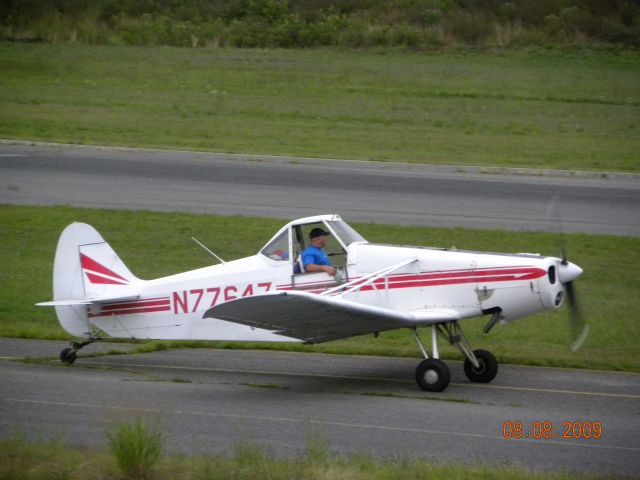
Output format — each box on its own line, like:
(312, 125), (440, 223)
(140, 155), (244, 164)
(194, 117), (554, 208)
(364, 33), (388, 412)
(59, 338), (101, 365)
(412, 322), (498, 392)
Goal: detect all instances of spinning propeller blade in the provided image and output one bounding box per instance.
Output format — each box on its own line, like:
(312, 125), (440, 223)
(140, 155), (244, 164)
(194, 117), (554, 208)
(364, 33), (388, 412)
(549, 195), (589, 352)
(559, 241), (589, 352)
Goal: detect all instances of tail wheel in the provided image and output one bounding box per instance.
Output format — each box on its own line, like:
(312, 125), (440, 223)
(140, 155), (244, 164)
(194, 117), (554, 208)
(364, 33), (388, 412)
(60, 347), (77, 365)
(463, 349), (498, 383)
(415, 358), (451, 392)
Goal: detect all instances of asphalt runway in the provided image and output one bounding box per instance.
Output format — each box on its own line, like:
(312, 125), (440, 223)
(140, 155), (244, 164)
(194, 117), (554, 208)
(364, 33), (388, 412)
(1, 141), (639, 236)
(1, 338), (639, 477)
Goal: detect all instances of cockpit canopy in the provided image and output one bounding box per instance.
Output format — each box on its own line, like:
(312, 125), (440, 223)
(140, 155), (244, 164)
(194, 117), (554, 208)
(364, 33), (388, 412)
(260, 215), (367, 269)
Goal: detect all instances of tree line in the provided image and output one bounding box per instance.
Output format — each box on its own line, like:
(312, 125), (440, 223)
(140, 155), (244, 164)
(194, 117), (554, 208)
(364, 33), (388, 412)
(2, 0), (638, 49)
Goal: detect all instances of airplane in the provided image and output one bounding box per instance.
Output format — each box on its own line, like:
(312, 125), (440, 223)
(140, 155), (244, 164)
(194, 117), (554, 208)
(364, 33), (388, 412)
(37, 214), (586, 392)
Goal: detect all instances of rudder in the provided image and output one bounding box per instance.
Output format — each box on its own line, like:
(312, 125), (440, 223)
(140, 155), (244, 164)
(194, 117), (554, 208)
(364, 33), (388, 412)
(50, 222), (138, 337)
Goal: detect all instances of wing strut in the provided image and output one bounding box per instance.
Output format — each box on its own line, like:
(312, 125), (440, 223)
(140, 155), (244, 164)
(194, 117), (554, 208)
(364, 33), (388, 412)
(322, 258), (419, 298)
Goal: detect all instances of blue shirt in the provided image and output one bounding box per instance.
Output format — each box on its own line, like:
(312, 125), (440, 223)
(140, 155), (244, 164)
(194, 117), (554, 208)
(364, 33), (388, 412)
(301, 245), (331, 270)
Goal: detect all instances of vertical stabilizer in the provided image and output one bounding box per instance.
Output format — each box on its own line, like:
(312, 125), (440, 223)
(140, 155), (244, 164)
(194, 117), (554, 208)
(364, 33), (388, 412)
(51, 223), (138, 337)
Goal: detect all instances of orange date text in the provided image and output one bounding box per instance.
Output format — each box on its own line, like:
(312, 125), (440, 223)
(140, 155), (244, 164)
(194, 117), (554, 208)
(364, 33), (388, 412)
(502, 420), (602, 440)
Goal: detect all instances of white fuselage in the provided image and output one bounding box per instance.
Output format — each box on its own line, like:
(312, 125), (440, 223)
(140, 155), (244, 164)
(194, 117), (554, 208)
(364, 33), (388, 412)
(85, 242), (563, 342)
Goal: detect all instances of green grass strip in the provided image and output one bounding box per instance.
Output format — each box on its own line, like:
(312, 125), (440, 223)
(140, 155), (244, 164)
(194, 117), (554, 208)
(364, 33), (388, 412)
(0, 432), (612, 480)
(1, 204), (639, 372)
(1, 43), (639, 172)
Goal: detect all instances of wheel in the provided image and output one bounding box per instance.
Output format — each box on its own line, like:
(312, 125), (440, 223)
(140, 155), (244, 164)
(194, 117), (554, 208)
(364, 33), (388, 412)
(415, 358), (451, 392)
(463, 349), (498, 383)
(60, 347), (77, 365)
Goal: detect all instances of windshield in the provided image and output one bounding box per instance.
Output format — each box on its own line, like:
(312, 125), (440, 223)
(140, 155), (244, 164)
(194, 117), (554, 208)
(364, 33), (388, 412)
(326, 220), (366, 247)
(260, 229), (289, 261)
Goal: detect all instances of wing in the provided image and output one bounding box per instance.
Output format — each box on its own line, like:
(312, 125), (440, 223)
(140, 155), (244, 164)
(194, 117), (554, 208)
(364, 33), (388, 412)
(203, 290), (460, 343)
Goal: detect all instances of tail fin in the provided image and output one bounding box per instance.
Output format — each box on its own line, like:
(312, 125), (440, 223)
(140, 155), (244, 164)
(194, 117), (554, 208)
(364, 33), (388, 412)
(39, 223), (139, 338)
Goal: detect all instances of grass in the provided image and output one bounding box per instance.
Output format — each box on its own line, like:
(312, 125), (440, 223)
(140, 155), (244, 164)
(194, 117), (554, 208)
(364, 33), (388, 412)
(106, 418), (163, 480)
(0, 429), (614, 480)
(1, 204), (639, 372)
(1, 43), (639, 171)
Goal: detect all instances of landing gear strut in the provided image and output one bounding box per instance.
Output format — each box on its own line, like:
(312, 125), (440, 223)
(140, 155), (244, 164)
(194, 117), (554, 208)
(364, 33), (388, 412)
(59, 338), (101, 365)
(412, 321), (498, 392)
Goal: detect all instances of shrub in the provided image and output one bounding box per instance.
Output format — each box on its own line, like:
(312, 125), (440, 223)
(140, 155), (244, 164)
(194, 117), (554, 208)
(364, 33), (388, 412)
(106, 417), (163, 480)
(1, 0), (639, 48)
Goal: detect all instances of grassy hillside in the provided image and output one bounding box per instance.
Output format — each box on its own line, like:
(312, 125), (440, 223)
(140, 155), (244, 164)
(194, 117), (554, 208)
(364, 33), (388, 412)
(1, 0), (639, 49)
(1, 43), (638, 171)
(2, 205), (638, 372)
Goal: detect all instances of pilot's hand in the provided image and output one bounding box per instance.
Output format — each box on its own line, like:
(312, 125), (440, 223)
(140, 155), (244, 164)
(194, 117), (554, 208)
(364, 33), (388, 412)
(324, 266), (337, 276)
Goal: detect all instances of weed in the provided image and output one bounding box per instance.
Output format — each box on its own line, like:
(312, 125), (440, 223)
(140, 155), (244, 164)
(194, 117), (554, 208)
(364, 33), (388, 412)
(360, 391), (477, 404)
(106, 417), (163, 480)
(241, 382), (288, 390)
(171, 377), (192, 383)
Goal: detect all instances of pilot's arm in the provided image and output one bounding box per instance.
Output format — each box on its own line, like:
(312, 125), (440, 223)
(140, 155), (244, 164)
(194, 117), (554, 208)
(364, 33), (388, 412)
(305, 263), (337, 275)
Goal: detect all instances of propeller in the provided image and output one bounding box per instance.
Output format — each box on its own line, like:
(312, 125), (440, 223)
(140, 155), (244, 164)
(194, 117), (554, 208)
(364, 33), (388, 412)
(548, 194), (589, 352)
(559, 243), (589, 352)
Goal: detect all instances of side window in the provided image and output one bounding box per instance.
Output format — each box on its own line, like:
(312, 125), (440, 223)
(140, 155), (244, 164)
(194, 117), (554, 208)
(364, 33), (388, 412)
(260, 230), (289, 261)
(298, 222), (347, 268)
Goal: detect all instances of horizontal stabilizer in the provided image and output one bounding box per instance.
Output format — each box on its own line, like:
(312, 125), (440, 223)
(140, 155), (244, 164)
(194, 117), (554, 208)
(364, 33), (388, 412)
(204, 291), (459, 343)
(36, 295), (140, 308)
(36, 300), (92, 307)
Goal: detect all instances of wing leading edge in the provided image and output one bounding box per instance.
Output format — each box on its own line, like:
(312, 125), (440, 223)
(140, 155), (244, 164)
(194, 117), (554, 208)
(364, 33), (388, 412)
(203, 290), (460, 343)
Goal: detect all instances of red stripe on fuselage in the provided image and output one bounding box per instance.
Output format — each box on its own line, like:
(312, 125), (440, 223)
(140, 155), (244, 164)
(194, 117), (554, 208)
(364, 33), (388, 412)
(380, 267), (545, 283)
(87, 297), (171, 318)
(357, 267), (546, 292)
(276, 266), (546, 293)
(99, 298), (170, 311)
(88, 305), (171, 318)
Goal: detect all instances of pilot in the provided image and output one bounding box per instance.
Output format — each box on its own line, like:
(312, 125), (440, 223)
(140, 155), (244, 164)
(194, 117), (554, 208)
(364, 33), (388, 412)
(300, 227), (337, 276)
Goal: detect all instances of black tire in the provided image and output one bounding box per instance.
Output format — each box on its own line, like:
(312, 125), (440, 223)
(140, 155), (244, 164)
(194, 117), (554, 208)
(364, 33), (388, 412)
(60, 347), (77, 365)
(463, 349), (498, 383)
(415, 358), (451, 392)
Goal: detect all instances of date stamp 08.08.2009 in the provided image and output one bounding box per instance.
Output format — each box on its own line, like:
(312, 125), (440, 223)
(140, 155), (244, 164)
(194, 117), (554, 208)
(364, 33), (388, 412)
(502, 420), (603, 440)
